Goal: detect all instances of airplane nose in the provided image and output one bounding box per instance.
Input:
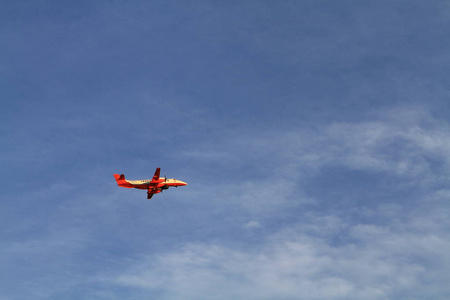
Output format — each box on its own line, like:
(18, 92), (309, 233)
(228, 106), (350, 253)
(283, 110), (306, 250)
(179, 181), (187, 186)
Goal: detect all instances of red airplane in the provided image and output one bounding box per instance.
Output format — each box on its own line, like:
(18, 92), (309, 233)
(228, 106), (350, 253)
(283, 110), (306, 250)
(114, 168), (187, 199)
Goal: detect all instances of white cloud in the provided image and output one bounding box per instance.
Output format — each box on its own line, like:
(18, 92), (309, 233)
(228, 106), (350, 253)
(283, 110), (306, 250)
(178, 107), (450, 222)
(112, 212), (450, 300)
(189, 107), (450, 179)
(245, 220), (261, 229)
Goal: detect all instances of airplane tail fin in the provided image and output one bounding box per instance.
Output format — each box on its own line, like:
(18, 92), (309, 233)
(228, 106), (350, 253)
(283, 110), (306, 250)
(114, 174), (134, 188)
(113, 174), (125, 183)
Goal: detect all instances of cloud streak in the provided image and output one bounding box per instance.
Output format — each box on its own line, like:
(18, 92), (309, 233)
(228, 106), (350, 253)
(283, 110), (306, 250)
(113, 214), (450, 300)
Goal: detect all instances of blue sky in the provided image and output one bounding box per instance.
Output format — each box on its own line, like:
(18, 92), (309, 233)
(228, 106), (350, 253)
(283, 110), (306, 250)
(2, 1), (450, 299)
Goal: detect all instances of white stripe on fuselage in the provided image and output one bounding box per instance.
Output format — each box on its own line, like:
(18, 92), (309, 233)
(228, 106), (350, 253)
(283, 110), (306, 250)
(125, 179), (179, 185)
(126, 180), (151, 185)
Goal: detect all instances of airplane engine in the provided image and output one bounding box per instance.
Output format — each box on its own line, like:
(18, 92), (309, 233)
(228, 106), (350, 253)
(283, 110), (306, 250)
(161, 185), (169, 190)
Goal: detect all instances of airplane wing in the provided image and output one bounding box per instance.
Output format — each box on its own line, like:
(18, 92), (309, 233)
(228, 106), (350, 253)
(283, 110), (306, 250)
(150, 168), (161, 183)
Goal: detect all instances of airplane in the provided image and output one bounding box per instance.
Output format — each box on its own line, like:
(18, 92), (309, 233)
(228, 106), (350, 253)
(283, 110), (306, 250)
(113, 168), (187, 199)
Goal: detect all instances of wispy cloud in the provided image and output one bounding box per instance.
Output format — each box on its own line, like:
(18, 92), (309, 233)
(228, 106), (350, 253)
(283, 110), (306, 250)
(180, 107), (450, 210)
(112, 211), (450, 300)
